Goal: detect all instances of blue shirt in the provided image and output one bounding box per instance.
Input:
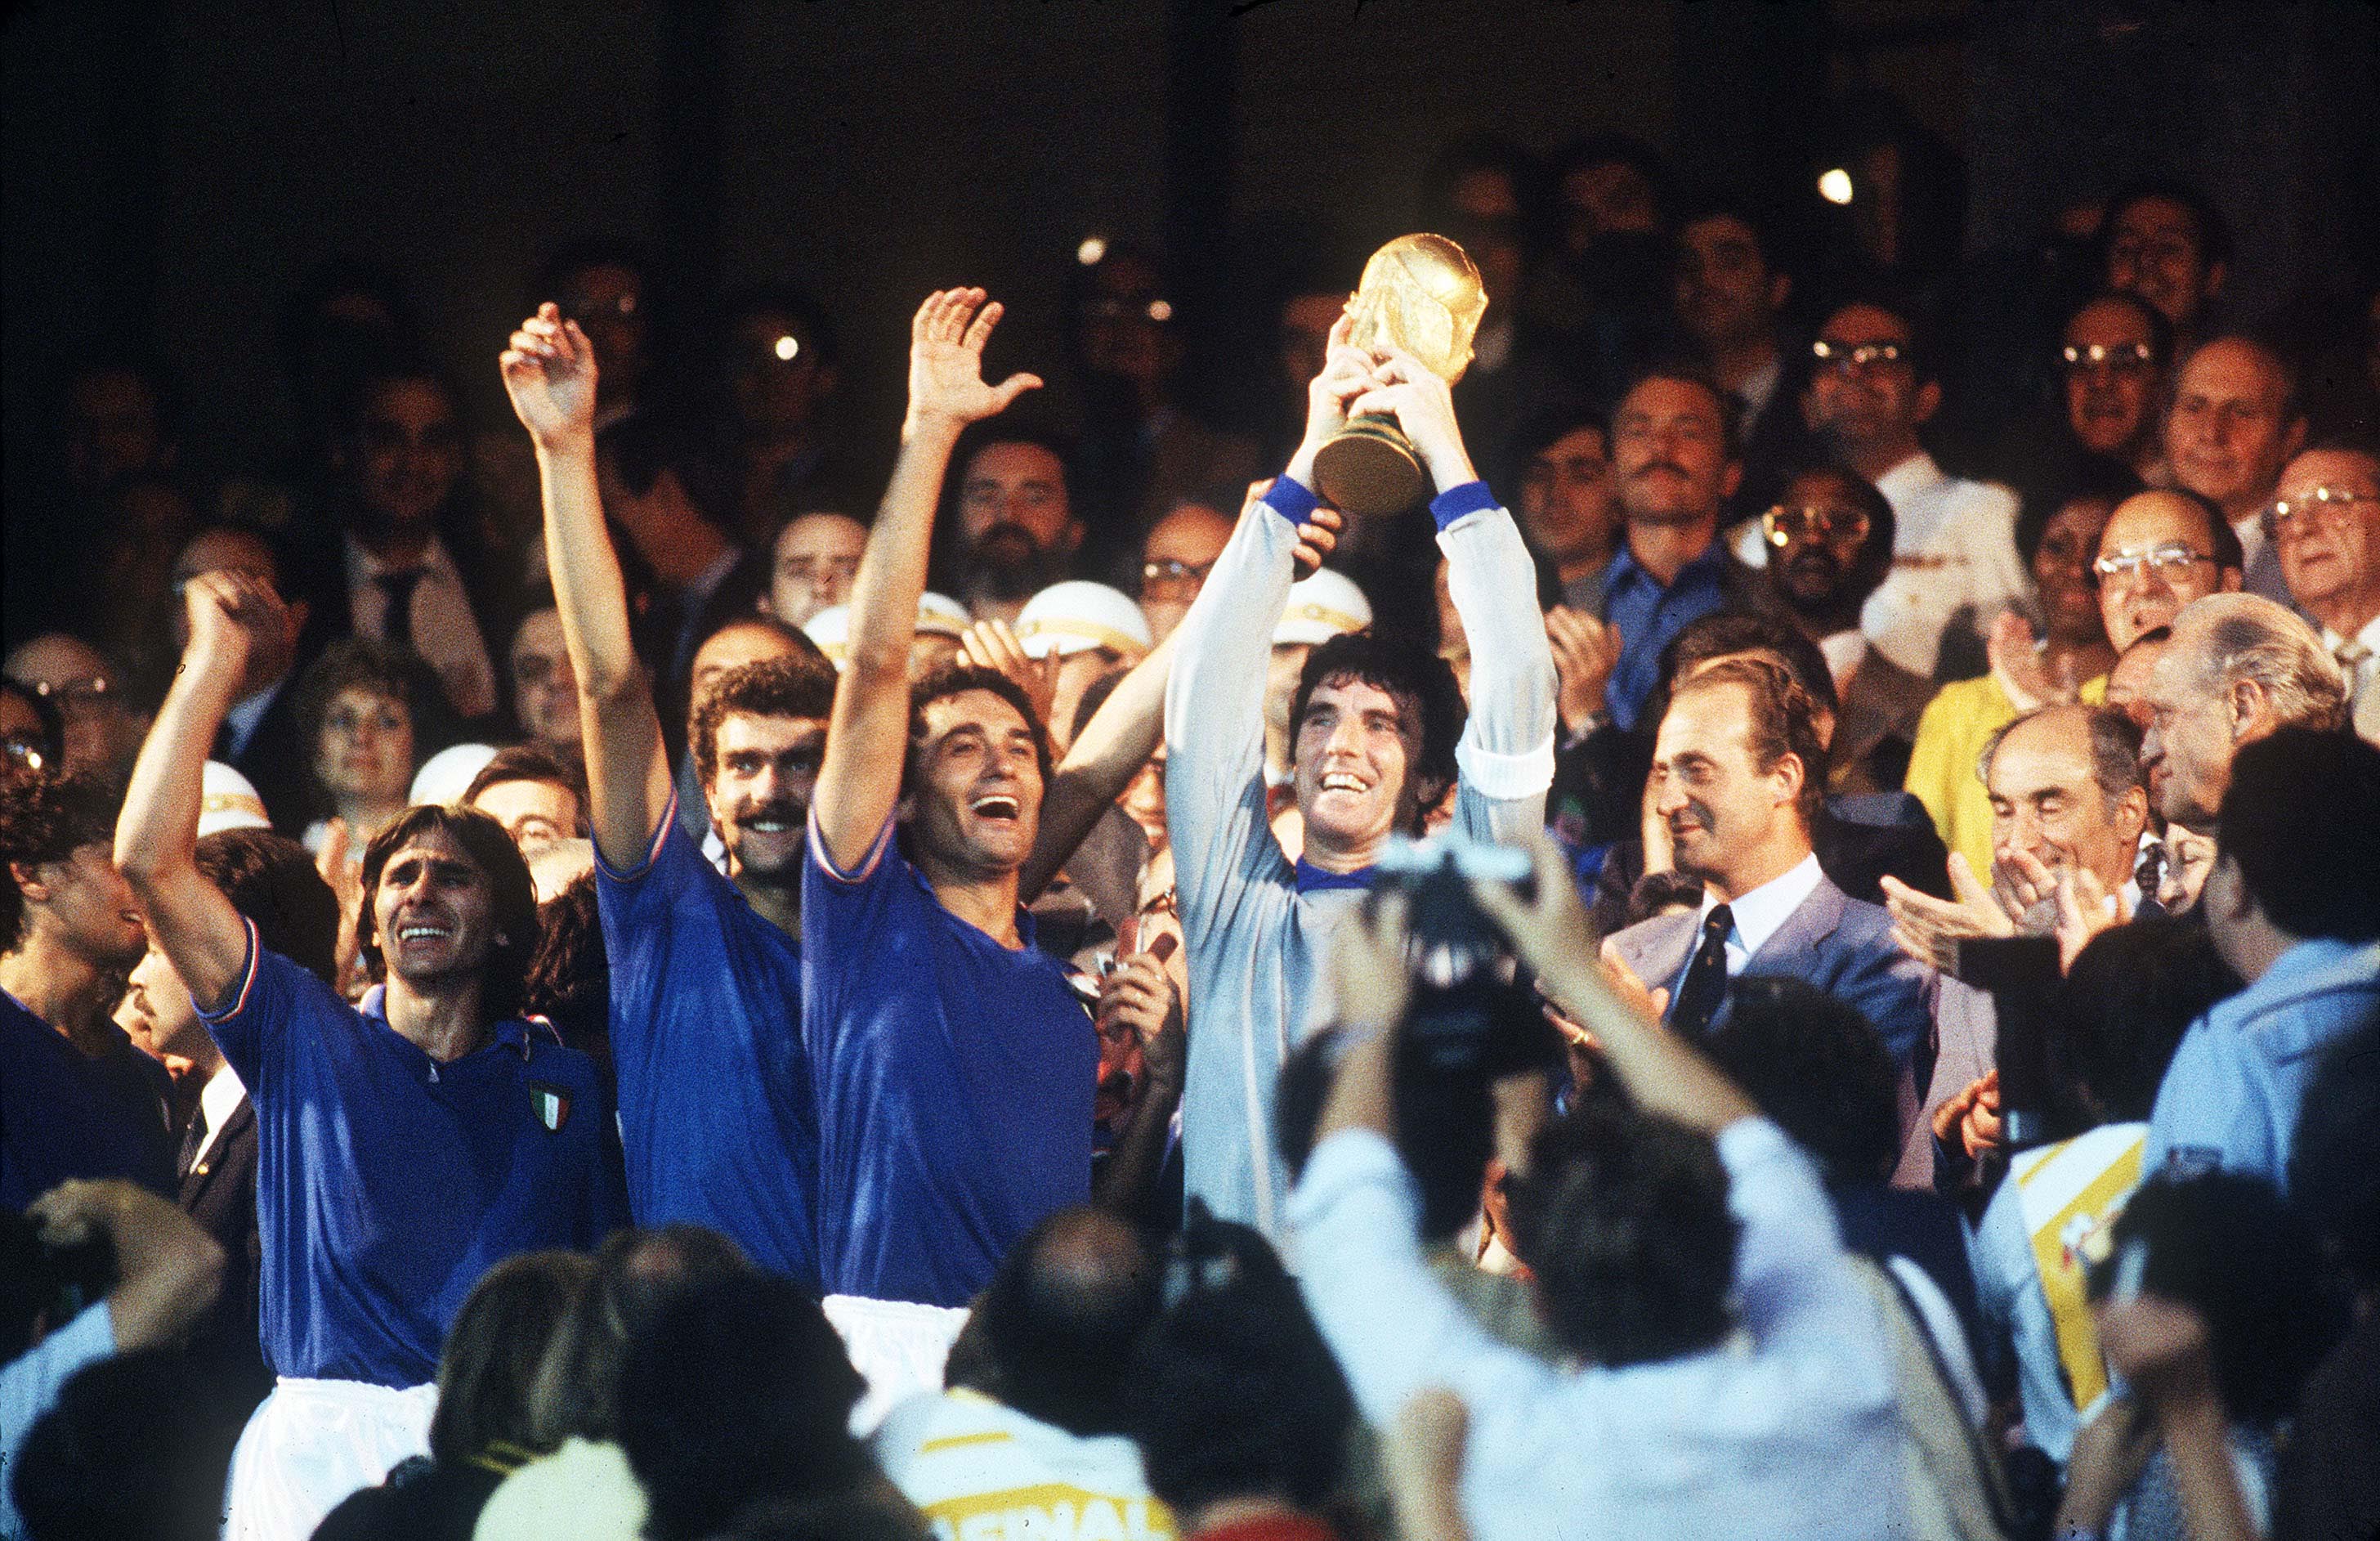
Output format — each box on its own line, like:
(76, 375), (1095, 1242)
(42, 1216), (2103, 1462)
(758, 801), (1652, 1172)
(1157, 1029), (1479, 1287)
(596, 799), (818, 1286)
(802, 815), (1095, 1306)
(1, 1301), (114, 1541)
(2147, 937), (2380, 1191)
(1599, 539), (1735, 732)
(201, 921), (627, 1385)
(0, 989), (174, 1210)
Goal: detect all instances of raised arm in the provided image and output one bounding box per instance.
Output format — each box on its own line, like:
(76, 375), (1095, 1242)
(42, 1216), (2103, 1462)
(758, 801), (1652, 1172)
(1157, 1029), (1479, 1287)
(501, 304), (670, 871)
(115, 573), (278, 1010)
(1349, 347), (1557, 835)
(1470, 835), (1759, 1135)
(1020, 626), (1179, 902)
(812, 289), (1040, 871)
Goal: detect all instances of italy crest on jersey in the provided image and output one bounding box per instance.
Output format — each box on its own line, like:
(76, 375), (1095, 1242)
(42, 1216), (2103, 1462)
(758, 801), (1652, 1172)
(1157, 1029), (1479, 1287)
(527, 1083), (572, 1133)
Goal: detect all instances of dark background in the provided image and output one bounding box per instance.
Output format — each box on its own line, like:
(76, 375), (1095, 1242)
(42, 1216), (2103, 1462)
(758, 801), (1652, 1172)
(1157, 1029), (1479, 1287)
(7, 0), (2377, 611)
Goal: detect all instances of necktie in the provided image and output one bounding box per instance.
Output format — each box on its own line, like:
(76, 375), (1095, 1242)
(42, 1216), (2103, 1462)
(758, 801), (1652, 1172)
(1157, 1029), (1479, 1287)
(376, 570), (424, 655)
(1668, 903), (1734, 1037)
(177, 1102), (208, 1183)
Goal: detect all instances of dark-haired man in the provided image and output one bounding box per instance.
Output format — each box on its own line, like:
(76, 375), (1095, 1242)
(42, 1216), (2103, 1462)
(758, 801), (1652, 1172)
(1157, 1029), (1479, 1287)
(803, 289), (1099, 1307)
(2102, 184), (2230, 353)
(115, 568), (623, 1539)
(1804, 296), (2028, 681)
(1511, 409), (1619, 613)
(1, 768), (172, 1208)
(1672, 204), (1812, 510)
(952, 430), (1084, 623)
(1291, 838), (1909, 1540)
(504, 302), (838, 1287)
(875, 1208), (1171, 1537)
(2150, 728), (2380, 1189)
(1168, 313), (1556, 1233)
(1605, 657), (1931, 1069)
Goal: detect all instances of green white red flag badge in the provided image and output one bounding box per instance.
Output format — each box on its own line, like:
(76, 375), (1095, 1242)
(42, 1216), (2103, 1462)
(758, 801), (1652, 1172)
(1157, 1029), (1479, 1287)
(528, 1085), (572, 1132)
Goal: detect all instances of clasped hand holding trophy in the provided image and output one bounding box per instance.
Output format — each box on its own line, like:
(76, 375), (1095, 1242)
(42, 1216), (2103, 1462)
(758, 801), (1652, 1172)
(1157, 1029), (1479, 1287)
(1309, 233), (1491, 517)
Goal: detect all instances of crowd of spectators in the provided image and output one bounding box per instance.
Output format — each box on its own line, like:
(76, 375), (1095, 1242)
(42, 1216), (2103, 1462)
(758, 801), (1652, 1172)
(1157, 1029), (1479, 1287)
(5, 114), (2380, 1541)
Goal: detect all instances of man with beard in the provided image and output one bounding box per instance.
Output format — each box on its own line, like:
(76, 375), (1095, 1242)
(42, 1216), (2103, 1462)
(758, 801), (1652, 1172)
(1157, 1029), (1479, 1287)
(1801, 293), (2028, 681)
(1750, 464), (1923, 793)
(1598, 365), (1756, 733)
(1603, 655), (1932, 1070)
(804, 289), (1102, 1307)
(502, 303), (835, 1286)
(950, 428), (1085, 624)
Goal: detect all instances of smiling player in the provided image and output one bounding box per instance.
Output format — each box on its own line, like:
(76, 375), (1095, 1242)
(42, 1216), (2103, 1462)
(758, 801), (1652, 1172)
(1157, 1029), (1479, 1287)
(1165, 314), (1558, 1234)
(114, 568), (624, 1539)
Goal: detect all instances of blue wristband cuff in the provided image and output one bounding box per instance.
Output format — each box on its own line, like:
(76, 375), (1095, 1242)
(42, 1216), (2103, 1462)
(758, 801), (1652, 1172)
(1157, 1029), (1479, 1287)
(1264, 473), (1320, 526)
(1429, 479), (1498, 531)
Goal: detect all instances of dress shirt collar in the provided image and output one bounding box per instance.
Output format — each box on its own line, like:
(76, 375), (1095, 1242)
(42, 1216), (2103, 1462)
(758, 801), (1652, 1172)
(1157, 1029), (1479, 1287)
(1603, 535), (1730, 603)
(2319, 611), (2380, 662)
(1697, 849), (1824, 962)
(220, 674), (286, 759)
(1735, 352), (1783, 429)
(189, 1060), (248, 1171)
(1872, 450), (1944, 508)
(346, 530), (462, 587)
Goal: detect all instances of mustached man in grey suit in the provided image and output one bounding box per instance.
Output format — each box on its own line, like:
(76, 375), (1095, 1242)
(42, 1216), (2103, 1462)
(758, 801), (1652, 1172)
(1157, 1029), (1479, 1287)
(1603, 655), (1935, 1080)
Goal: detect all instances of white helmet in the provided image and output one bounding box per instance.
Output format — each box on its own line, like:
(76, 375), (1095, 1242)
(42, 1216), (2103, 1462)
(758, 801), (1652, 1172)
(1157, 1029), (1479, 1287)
(1272, 569), (1373, 647)
(1013, 581), (1153, 660)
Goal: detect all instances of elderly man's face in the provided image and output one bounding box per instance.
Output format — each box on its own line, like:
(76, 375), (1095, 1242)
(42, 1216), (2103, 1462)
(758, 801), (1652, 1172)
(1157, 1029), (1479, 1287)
(1139, 503), (1233, 644)
(2096, 492), (2238, 652)
(2271, 449), (2380, 627)
(1987, 710), (2145, 894)
(2166, 340), (2302, 520)
(2141, 633), (2238, 829)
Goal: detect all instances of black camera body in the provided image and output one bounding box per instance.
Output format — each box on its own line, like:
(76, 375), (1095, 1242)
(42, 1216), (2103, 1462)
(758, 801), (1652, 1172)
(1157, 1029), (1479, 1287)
(1369, 833), (1551, 1078)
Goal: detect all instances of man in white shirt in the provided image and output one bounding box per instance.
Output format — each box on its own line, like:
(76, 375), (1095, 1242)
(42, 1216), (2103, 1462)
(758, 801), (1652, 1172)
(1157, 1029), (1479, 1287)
(2269, 442), (2380, 743)
(1291, 835), (1911, 1541)
(1801, 294), (2027, 680)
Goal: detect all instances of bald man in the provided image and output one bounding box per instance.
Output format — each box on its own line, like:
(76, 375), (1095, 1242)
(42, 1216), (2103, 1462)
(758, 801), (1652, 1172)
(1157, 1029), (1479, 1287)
(2164, 337), (2306, 603)
(2270, 444), (2380, 742)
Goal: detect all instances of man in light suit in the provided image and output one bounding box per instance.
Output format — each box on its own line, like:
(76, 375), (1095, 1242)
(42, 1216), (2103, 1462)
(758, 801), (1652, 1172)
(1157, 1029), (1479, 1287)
(1603, 654), (1935, 1076)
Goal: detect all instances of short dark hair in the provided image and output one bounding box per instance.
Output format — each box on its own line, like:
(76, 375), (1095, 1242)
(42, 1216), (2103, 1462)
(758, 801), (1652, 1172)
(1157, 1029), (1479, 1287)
(1510, 401), (1610, 472)
(1288, 632), (1465, 832)
(617, 1271), (869, 1541)
(1815, 283), (1939, 383)
(524, 872), (609, 1064)
(1125, 1212), (1354, 1518)
(2101, 180), (2235, 275)
(2091, 1171), (2334, 1427)
(1613, 357), (1742, 461)
(1774, 461), (1898, 579)
(1705, 977), (1902, 1185)
(2218, 727), (2380, 943)
(597, 409), (737, 533)
(902, 663), (1056, 801)
(1554, 132), (1672, 222)
(1662, 610), (1843, 720)
(2045, 914), (2239, 1135)
(463, 742), (590, 835)
(1505, 1097), (1740, 1366)
(526, 1224), (753, 1449)
(691, 654), (839, 791)
(2065, 289), (2176, 370)
(2015, 455), (2144, 568)
(0, 766), (119, 953)
(427, 1249), (596, 1467)
(195, 829), (341, 988)
(353, 804), (542, 1020)
(963, 1208), (1160, 1438)
(1669, 654), (1828, 830)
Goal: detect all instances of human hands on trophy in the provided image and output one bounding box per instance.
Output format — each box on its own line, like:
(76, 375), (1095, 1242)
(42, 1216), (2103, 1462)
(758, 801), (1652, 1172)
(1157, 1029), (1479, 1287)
(1345, 343), (1479, 495)
(1284, 312), (1383, 490)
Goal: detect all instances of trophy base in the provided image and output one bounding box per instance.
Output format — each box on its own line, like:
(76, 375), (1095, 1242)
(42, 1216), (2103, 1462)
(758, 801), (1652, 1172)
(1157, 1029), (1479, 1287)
(1313, 414), (1425, 518)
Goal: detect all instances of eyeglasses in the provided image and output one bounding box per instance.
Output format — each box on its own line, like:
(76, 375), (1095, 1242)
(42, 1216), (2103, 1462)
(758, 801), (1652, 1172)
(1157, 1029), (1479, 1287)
(1140, 558), (1215, 593)
(2261, 486), (2378, 542)
(26, 675), (118, 713)
(1811, 338), (1906, 375)
(2091, 544), (2214, 586)
(1083, 296), (1174, 325)
(2061, 341), (2157, 374)
(3, 735), (46, 773)
(1762, 504), (1871, 548)
(562, 293), (638, 320)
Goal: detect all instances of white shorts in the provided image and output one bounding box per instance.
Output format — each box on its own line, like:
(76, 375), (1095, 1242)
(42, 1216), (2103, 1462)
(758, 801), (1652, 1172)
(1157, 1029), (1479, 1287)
(821, 1294), (970, 1434)
(221, 1376), (437, 1541)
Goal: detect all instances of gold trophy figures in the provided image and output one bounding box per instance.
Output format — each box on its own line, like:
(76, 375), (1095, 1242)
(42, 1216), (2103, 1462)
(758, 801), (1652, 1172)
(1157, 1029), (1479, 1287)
(1310, 233), (1489, 517)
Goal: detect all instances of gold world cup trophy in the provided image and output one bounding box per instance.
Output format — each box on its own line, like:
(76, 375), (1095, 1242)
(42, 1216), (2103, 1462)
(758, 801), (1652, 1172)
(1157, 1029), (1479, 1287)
(1310, 233), (1489, 517)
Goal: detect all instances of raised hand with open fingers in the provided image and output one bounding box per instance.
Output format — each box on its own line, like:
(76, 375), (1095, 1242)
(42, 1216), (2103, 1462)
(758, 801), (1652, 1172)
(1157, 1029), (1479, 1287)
(1881, 852), (2013, 970)
(959, 618), (1058, 731)
(499, 302), (598, 450)
(903, 287), (1042, 437)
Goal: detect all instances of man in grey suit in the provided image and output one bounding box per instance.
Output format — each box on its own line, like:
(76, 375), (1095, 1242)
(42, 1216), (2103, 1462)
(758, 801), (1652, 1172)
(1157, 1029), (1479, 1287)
(1603, 654), (1934, 1073)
